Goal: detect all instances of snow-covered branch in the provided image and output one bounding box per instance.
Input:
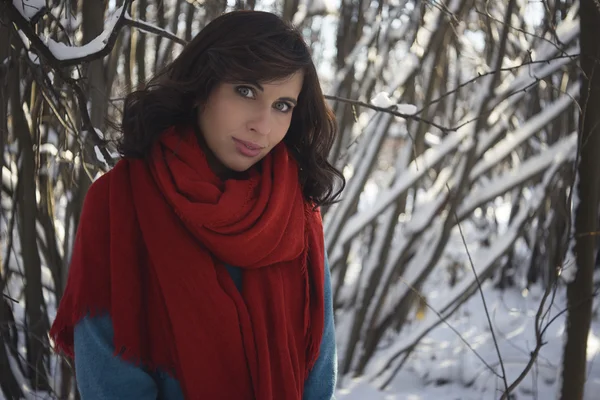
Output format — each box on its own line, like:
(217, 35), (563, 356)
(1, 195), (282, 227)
(5, 0), (132, 66)
(11, 0), (46, 22)
(3, 0), (185, 170)
(7, 0), (185, 67)
(325, 94), (450, 132)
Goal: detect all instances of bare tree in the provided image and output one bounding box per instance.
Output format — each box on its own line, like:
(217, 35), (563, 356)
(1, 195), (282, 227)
(558, 1), (600, 399)
(0, 16), (22, 396)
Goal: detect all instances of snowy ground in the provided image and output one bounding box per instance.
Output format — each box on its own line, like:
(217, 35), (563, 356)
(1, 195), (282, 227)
(335, 282), (600, 400)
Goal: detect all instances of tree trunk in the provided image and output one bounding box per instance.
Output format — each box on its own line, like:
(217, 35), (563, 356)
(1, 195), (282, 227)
(10, 45), (50, 391)
(157, 0), (185, 67)
(184, 2), (196, 42)
(0, 32), (22, 393)
(0, 21), (23, 398)
(75, 0), (107, 224)
(282, 0), (300, 22)
(205, 0), (227, 23)
(135, 0), (147, 85)
(559, 2), (600, 399)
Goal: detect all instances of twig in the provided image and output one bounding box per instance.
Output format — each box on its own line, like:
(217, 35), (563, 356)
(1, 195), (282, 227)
(451, 79), (540, 131)
(124, 13), (187, 46)
(397, 276), (502, 379)
(417, 54), (579, 114)
(453, 206), (510, 395)
(499, 287), (600, 399)
(574, 230), (600, 238)
(475, 5), (570, 54)
(499, 285), (555, 399)
(1, 322), (61, 399)
(499, 143), (579, 397)
(324, 94), (452, 132)
(2, 293), (19, 303)
(325, 74), (571, 136)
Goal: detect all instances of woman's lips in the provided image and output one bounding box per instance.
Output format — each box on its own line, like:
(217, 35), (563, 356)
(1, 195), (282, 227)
(233, 138), (264, 157)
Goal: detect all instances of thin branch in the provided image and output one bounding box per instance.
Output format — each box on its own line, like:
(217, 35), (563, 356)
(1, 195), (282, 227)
(124, 12), (187, 46)
(499, 287), (600, 399)
(2, 293), (19, 303)
(453, 205), (510, 395)
(10, 0), (47, 23)
(475, 5), (570, 55)
(1, 322), (63, 399)
(418, 53), (579, 114)
(326, 73), (574, 135)
(451, 79), (540, 131)
(324, 94), (452, 132)
(498, 148), (576, 397)
(397, 276), (502, 379)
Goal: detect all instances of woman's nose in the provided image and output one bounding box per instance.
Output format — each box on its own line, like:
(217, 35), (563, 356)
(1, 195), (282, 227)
(247, 108), (272, 136)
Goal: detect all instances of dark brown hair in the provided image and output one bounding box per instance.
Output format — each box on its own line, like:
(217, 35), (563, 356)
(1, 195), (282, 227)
(119, 10), (344, 207)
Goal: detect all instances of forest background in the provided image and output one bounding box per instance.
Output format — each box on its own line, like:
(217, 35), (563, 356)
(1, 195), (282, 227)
(1, 0), (599, 399)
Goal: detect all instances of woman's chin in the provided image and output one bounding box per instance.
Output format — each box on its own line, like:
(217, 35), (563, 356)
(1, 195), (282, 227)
(222, 157), (258, 173)
(223, 152), (266, 172)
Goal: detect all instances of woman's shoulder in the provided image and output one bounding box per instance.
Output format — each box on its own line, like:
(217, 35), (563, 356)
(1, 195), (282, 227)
(86, 159), (130, 198)
(81, 159), (132, 219)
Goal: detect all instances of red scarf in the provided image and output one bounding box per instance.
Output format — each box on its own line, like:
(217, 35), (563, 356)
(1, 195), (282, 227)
(50, 126), (325, 399)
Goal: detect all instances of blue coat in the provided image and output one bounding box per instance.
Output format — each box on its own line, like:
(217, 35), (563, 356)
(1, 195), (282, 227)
(73, 256), (337, 399)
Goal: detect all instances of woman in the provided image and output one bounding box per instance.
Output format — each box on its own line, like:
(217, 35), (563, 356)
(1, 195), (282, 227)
(50, 9), (344, 400)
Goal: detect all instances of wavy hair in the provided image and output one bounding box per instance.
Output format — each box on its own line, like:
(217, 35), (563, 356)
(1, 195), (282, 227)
(118, 10), (344, 207)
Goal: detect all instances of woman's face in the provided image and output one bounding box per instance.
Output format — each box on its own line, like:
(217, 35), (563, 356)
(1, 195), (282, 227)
(197, 71), (304, 174)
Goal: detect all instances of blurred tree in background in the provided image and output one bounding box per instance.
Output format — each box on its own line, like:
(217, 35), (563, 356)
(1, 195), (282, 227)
(0, 0), (596, 398)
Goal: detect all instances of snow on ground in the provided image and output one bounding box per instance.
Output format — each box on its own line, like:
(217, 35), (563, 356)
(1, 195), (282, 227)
(335, 281), (600, 400)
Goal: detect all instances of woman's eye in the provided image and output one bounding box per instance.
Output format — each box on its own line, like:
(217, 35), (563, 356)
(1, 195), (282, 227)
(275, 102), (291, 113)
(236, 86), (255, 98)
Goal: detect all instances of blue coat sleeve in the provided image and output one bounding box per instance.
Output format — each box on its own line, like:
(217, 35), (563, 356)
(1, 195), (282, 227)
(303, 253), (338, 400)
(73, 253), (337, 400)
(73, 315), (159, 399)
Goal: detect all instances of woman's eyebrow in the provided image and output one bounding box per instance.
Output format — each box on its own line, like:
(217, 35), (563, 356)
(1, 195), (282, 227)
(248, 81), (298, 106)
